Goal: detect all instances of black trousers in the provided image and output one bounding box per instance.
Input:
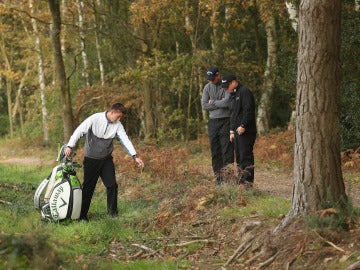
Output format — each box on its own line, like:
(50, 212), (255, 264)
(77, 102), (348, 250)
(208, 118), (234, 183)
(234, 131), (256, 183)
(80, 156), (118, 219)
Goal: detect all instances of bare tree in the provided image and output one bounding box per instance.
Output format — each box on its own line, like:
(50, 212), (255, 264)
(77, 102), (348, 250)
(256, 3), (277, 135)
(0, 35), (14, 138)
(76, 0), (90, 86)
(30, 0), (50, 146)
(286, 1), (299, 32)
(276, 0), (346, 231)
(48, 0), (74, 142)
(286, 1), (299, 131)
(92, 0), (105, 86)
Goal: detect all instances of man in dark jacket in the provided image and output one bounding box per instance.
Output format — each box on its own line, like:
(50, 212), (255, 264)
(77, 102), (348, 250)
(221, 74), (257, 185)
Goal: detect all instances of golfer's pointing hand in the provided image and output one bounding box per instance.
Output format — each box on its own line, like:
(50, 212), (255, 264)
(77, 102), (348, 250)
(134, 157), (144, 169)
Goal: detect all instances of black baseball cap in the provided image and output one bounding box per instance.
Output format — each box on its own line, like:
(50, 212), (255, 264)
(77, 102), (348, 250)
(221, 74), (236, 88)
(206, 66), (219, 80)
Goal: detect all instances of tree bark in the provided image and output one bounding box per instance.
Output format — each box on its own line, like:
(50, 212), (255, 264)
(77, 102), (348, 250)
(286, 0), (346, 221)
(76, 0), (90, 86)
(92, 0), (105, 86)
(0, 35), (13, 138)
(30, 0), (50, 146)
(286, 1), (299, 32)
(256, 15), (277, 135)
(48, 0), (74, 142)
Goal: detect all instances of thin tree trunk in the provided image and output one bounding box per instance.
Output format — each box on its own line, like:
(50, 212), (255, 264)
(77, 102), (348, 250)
(184, 0), (200, 141)
(286, 1), (299, 130)
(277, 0), (346, 231)
(210, 1), (220, 51)
(6, 79), (13, 138)
(286, 1), (299, 32)
(48, 0), (74, 142)
(136, 20), (155, 141)
(256, 15), (277, 135)
(12, 61), (29, 120)
(30, 0), (50, 146)
(0, 36), (13, 137)
(92, 0), (105, 86)
(76, 0), (90, 86)
(61, 0), (67, 57)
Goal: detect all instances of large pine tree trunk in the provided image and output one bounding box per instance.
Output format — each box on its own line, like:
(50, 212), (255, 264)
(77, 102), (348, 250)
(282, 0), (346, 226)
(48, 0), (74, 142)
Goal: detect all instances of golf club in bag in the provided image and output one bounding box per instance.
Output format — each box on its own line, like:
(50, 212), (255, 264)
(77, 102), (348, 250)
(34, 145), (82, 222)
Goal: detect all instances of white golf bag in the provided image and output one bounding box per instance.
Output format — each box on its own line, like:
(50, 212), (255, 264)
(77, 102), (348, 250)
(34, 145), (82, 222)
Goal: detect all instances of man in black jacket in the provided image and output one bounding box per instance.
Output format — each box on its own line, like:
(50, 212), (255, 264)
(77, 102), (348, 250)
(221, 74), (257, 185)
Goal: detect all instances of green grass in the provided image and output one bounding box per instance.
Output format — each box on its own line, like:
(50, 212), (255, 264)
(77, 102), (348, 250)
(0, 164), (50, 184)
(0, 163), (189, 269)
(0, 158), (294, 269)
(220, 193), (290, 223)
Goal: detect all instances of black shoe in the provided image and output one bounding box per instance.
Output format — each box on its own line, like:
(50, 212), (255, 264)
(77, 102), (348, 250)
(243, 181), (253, 188)
(79, 216), (89, 222)
(109, 212), (118, 218)
(237, 178), (253, 188)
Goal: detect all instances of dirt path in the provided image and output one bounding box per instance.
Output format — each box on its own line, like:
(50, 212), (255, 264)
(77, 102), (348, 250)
(255, 166), (360, 206)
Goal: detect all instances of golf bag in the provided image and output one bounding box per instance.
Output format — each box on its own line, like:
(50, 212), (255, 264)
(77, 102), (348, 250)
(34, 145), (82, 222)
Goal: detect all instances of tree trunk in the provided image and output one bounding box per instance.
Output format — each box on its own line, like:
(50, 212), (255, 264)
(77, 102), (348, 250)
(184, 0), (199, 141)
(92, 0), (105, 86)
(48, 0), (74, 142)
(30, 0), (50, 146)
(61, 0), (67, 57)
(6, 79), (13, 138)
(12, 61), (29, 122)
(76, 0), (90, 86)
(286, 1), (299, 32)
(285, 1), (299, 131)
(278, 0), (346, 230)
(0, 36), (13, 138)
(256, 15), (277, 135)
(137, 20), (155, 141)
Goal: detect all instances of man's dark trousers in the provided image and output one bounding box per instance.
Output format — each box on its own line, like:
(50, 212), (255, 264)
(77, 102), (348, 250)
(80, 156), (118, 219)
(208, 117), (234, 184)
(234, 131), (256, 183)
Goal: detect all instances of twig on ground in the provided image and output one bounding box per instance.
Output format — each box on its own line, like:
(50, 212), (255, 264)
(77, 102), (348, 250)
(257, 252), (278, 270)
(313, 230), (345, 253)
(131, 243), (163, 258)
(0, 199), (12, 205)
(245, 251), (261, 265)
(168, 239), (216, 247)
(223, 235), (255, 267)
(345, 261), (360, 270)
(129, 250), (143, 259)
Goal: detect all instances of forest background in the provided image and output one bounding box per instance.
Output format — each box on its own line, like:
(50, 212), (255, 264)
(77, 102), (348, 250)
(0, 0), (359, 150)
(0, 1), (360, 268)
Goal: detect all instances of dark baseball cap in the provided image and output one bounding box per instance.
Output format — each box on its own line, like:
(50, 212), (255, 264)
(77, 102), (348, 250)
(206, 66), (219, 80)
(221, 74), (236, 88)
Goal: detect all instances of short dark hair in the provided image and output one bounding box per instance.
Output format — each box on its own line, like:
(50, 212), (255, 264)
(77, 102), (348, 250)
(110, 103), (127, 114)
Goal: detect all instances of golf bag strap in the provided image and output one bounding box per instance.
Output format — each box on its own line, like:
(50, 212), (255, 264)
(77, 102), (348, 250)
(44, 165), (60, 201)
